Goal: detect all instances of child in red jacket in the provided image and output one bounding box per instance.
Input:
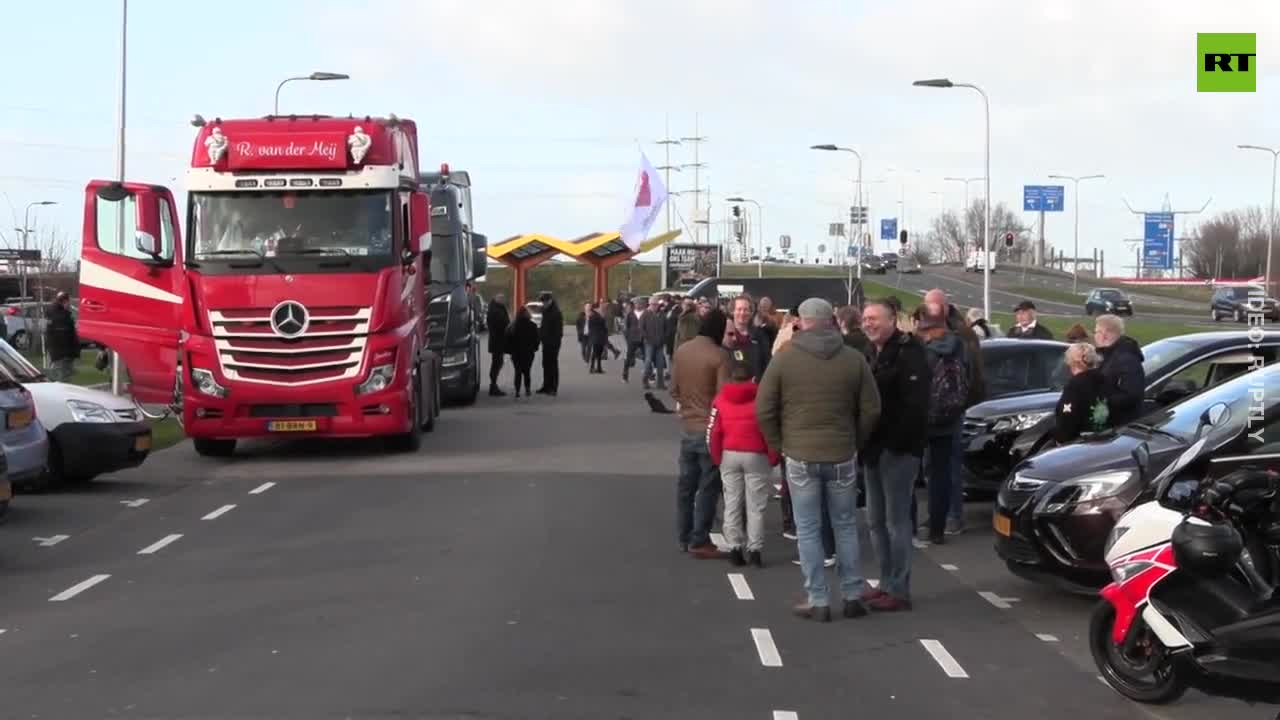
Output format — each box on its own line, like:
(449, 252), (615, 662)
(707, 351), (781, 568)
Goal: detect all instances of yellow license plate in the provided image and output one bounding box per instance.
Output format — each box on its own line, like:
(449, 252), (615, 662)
(134, 434), (152, 451)
(267, 420), (317, 432)
(0, 481), (11, 502)
(7, 408), (32, 429)
(994, 513), (1012, 537)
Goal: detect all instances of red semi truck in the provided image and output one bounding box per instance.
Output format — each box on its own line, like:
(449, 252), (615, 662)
(77, 114), (441, 456)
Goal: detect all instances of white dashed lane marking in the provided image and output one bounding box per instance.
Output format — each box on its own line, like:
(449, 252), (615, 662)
(940, 563), (958, 571)
(919, 639), (969, 678)
(728, 573), (754, 600)
(773, 712), (799, 720)
(49, 574), (111, 602)
(202, 504), (236, 520)
(751, 628), (783, 667)
(978, 591), (1019, 609)
(120, 498), (149, 508)
(32, 535), (69, 547)
(710, 532), (727, 548)
(249, 482), (276, 495)
(1037, 633), (1060, 642)
(137, 534), (183, 555)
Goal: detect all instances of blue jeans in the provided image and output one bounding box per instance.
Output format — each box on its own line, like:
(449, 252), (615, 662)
(926, 434), (956, 539)
(865, 451), (918, 599)
(677, 431), (720, 548)
(644, 342), (667, 385)
(786, 458), (865, 607)
(948, 428), (964, 523)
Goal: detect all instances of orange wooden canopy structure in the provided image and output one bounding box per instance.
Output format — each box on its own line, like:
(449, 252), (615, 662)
(486, 229), (682, 305)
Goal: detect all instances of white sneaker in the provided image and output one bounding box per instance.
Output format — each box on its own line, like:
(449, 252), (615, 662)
(824, 556), (836, 568)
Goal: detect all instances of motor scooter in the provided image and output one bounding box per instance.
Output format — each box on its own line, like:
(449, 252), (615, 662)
(1092, 402), (1280, 710)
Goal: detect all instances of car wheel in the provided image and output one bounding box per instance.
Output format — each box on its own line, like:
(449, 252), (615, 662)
(193, 437), (236, 457)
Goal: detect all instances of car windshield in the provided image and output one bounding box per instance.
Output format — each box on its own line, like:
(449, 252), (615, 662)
(0, 339), (44, 383)
(1098, 289), (1125, 300)
(429, 233), (466, 284)
(1140, 364), (1280, 442)
(189, 190), (395, 269)
(1140, 337), (1194, 377)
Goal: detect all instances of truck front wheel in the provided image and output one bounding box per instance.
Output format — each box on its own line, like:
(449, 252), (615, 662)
(388, 371), (424, 452)
(194, 438), (236, 457)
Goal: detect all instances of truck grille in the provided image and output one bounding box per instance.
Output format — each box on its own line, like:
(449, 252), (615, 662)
(208, 305), (370, 387)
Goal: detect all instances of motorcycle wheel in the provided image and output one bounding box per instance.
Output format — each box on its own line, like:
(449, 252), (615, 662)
(1089, 600), (1188, 704)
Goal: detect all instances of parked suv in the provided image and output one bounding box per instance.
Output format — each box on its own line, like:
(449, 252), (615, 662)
(962, 331), (1280, 495)
(1083, 288), (1133, 316)
(1211, 285), (1280, 322)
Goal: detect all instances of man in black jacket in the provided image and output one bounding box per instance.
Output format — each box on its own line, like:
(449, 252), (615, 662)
(640, 297), (669, 390)
(486, 294), (510, 396)
(1006, 301), (1055, 340)
(859, 299), (930, 611)
(45, 292), (80, 382)
(1094, 314), (1146, 426)
(536, 292), (564, 396)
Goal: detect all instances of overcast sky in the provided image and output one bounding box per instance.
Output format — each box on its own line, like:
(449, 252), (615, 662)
(2, 0), (1276, 276)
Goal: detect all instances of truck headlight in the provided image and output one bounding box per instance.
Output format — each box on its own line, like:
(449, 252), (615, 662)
(991, 411), (1052, 433)
(356, 364), (396, 395)
(190, 368), (228, 398)
(67, 399), (115, 423)
(442, 349), (468, 367)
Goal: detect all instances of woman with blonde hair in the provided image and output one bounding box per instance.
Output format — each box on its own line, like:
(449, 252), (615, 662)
(1054, 342), (1109, 444)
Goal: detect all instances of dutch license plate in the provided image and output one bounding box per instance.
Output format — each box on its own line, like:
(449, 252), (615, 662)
(267, 420), (317, 432)
(7, 408), (32, 429)
(134, 433), (152, 451)
(993, 513), (1012, 537)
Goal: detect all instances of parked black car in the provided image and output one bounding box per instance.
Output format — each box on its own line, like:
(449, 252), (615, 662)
(963, 331), (1280, 495)
(861, 254), (886, 274)
(1083, 288), (1133, 316)
(994, 362), (1280, 593)
(1211, 285), (1280, 322)
(880, 252), (899, 269)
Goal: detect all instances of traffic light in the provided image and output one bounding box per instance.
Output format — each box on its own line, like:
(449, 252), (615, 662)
(899, 229), (908, 245)
(1004, 231), (1015, 248)
(732, 205), (741, 218)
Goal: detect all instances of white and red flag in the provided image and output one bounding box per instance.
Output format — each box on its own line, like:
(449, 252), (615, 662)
(619, 151), (668, 252)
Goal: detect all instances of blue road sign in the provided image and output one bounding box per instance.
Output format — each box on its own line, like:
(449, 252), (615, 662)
(1023, 185), (1066, 212)
(1143, 212), (1175, 270)
(880, 218), (898, 241)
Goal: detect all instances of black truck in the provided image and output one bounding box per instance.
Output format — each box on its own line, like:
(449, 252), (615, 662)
(421, 166), (488, 404)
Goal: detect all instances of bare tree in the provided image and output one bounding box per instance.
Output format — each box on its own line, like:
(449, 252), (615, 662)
(1183, 207), (1268, 279)
(928, 199), (1030, 264)
(36, 225), (72, 274)
(926, 210), (966, 262)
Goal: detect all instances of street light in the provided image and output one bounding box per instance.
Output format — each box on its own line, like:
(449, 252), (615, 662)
(274, 71), (350, 115)
(1048, 173), (1105, 295)
(1239, 144), (1280, 298)
(726, 197), (763, 278)
(915, 77), (991, 319)
(811, 144), (865, 285)
(20, 201), (57, 300)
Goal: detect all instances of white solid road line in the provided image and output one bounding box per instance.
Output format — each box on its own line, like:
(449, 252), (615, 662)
(751, 628), (783, 667)
(49, 574), (111, 602)
(773, 712), (799, 720)
(728, 573), (754, 600)
(202, 504), (236, 520)
(249, 482), (276, 495)
(919, 639), (969, 678)
(137, 534), (183, 555)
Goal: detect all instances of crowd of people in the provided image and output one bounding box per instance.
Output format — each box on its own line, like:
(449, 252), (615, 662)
(662, 288), (1147, 621)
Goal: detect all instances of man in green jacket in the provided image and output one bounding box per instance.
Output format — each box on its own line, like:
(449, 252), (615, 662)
(756, 298), (882, 622)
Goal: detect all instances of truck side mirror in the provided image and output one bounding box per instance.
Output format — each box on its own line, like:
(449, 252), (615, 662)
(408, 193), (429, 257)
(472, 232), (488, 280)
(133, 190), (164, 259)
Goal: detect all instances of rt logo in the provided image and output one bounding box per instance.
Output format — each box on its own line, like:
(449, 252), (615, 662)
(1198, 33), (1256, 92)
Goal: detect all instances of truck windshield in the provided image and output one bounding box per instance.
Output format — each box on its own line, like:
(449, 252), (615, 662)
(189, 190), (395, 270)
(429, 233), (467, 284)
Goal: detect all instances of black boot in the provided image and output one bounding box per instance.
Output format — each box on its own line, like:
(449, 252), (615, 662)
(727, 548), (746, 567)
(747, 550), (763, 568)
(489, 385), (506, 397)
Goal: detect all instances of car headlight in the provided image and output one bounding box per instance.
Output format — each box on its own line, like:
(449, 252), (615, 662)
(442, 349), (468, 367)
(991, 411), (1052, 433)
(67, 399), (115, 423)
(356, 363), (395, 395)
(190, 368), (228, 398)
(430, 294), (450, 306)
(1040, 469), (1134, 514)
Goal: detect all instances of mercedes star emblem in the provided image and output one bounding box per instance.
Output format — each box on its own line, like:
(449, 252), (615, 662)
(270, 300), (310, 339)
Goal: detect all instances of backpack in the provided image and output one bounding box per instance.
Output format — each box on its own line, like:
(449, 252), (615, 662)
(927, 346), (970, 426)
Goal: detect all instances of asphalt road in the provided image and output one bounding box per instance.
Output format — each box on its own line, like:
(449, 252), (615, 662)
(871, 266), (1216, 327)
(0, 346), (1268, 718)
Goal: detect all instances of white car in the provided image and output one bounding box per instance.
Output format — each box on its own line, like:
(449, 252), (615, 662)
(0, 341), (152, 487)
